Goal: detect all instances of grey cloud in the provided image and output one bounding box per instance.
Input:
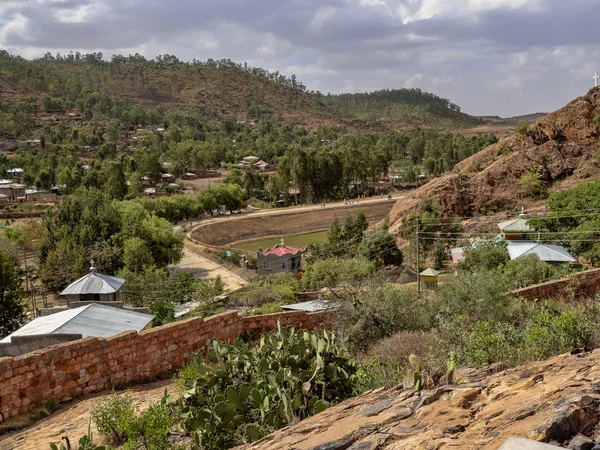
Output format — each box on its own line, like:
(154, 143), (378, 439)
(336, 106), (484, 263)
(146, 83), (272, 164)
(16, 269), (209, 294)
(1, 0), (600, 116)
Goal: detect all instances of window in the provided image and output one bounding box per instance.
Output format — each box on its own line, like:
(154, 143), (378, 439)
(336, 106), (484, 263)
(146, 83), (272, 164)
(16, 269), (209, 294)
(282, 262), (286, 270)
(264, 262), (270, 269)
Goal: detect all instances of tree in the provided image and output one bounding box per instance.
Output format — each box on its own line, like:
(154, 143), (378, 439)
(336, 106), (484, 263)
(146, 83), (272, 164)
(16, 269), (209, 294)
(0, 248), (25, 338)
(518, 169), (547, 198)
(123, 237), (154, 273)
(459, 239), (509, 273)
(104, 161), (128, 200)
(359, 230), (403, 267)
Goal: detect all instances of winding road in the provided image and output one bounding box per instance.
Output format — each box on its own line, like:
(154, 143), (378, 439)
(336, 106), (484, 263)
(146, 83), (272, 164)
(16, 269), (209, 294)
(178, 194), (404, 292)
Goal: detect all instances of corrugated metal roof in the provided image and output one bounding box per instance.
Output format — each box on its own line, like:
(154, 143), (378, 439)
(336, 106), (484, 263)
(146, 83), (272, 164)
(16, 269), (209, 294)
(1, 304), (153, 343)
(60, 272), (125, 296)
(507, 243), (576, 262)
(498, 218), (532, 232)
(420, 268), (440, 276)
(280, 300), (339, 312)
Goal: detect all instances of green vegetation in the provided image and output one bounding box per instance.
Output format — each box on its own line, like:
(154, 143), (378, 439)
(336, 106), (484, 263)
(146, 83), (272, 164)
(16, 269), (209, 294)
(0, 50), (496, 209)
(324, 88), (481, 129)
(178, 324), (356, 448)
(0, 248), (26, 339)
(529, 179), (600, 264)
(518, 169), (547, 198)
(89, 391), (179, 450)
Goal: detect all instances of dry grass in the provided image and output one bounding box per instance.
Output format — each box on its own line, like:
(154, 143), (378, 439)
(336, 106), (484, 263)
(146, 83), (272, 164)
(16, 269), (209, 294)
(365, 331), (433, 363)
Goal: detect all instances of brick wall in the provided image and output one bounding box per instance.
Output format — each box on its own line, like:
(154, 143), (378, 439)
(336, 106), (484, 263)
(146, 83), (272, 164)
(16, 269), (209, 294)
(513, 268), (600, 301)
(0, 310), (332, 422)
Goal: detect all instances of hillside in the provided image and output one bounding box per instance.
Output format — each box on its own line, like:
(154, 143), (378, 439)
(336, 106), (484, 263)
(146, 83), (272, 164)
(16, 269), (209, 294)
(236, 350), (600, 450)
(387, 87), (600, 235)
(1, 51), (481, 135)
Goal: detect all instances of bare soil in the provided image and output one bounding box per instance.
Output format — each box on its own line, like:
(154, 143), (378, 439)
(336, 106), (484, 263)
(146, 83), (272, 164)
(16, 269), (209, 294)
(0, 379), (177, 450)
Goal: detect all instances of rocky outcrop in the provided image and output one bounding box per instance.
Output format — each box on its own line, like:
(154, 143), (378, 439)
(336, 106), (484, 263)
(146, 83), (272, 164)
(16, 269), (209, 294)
(388, 88), (600, 235)
(236, 350), (600, 450)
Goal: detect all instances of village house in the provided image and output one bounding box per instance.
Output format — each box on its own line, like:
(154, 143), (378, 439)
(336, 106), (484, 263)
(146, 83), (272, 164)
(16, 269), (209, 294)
(240, 155), (259, 166)
(257, 240), (306, 277)
(498, 208), (533, 240)
(59, 262), (125, 306)
(7, 168), (24, 181)
(161, 173), (175, 183)
(507, 242), (576, 265)
(0, 183), (26, 201)
(253, 160), (270, 171)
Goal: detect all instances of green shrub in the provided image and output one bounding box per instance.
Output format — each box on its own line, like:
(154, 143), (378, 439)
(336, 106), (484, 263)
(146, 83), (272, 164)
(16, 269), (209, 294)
(91, 393), (135, 446)
(124, 391), (175, 450)
(516, 122), (531, 137)
(149, 300), (175, 326)
(518, 169), (547, 198)
(177, 323), (357, 449)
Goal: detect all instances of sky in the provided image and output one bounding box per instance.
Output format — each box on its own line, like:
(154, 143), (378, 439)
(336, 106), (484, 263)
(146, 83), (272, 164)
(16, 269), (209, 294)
(1, 0), (599, 117)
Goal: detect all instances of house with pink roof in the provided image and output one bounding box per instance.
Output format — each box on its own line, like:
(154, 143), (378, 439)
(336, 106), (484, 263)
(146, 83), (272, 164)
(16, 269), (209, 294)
(256, 239), (306, 277)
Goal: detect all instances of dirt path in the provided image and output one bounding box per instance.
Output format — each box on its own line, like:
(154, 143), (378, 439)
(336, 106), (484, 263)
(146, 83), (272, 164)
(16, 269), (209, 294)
(173, 245), (248, 292)
(0, 379), (177, 450)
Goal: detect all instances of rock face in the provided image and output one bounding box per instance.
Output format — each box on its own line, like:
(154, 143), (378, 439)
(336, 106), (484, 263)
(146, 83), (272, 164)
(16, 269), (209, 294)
(236, 350), (600, 450)
(387, 87), (600, 236)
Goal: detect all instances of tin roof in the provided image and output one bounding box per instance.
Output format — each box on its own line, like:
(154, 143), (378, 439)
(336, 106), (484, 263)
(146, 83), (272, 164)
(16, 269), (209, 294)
(498, 217), (532, 232)
(60, 272), (125, 296)
(420, 268), (440, 276)
(0, 303), (153, 343)
(262, 244), (304, 257)
(507, 242), (576, 262)
(280, 300), (339, 312)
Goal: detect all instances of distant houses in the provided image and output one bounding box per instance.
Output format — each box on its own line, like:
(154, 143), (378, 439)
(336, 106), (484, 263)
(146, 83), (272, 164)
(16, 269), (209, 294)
(450, 208), (576, 266)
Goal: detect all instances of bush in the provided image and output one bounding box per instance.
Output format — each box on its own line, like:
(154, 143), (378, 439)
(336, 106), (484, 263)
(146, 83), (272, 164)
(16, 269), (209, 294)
(91, 393), (135, 446)
(516, 122), (530, 137)
(149, 300), (175, 326)
(459, 239), (509, 272)
(124, 392), (175, 450)
(518, 169), (547, 198)
(178, 323), (357, 448)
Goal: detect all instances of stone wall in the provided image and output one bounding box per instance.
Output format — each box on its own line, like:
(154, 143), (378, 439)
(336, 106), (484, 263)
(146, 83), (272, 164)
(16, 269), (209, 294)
(513, 268), (600, 301)
(0, 310), (332, 422)
(0, 334), (82, 358)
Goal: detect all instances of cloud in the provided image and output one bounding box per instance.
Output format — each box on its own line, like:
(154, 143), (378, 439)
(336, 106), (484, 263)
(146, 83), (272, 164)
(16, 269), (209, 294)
(1, 0), (599, 115)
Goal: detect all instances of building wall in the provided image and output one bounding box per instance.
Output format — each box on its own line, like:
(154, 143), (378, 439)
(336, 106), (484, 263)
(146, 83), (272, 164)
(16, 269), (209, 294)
(257, 251), (304, 277)
(0, 310), (332, 421)
(0, 334), (82, 358)
(513, 268), (600, 301)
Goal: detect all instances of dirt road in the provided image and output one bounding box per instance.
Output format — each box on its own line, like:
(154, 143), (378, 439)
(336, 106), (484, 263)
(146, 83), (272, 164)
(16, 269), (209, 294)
(174, 245), (247, 292)
(0, 379), (177, 450)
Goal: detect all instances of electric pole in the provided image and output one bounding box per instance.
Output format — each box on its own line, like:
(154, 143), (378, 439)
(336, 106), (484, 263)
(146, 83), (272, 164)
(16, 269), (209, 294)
(416, 219), (420, 294)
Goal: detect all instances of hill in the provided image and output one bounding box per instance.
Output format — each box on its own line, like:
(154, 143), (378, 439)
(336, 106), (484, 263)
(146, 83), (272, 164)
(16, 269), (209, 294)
(387, 87), (600, 235)
(0, 51), (481, 136)
(323, 88), (483, 129)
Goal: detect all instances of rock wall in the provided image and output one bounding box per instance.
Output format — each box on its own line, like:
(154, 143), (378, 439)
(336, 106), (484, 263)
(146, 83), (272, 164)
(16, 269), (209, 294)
(0, 310), (331, 422)
(513, 268), (600, 301)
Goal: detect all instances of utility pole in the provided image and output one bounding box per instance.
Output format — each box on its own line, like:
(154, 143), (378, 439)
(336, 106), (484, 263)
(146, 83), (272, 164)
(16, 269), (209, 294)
(416, 219), (421, 294)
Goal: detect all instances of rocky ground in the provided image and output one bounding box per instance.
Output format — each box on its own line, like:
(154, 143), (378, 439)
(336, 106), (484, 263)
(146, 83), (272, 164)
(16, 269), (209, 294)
(236, 349), (600, 450)
(0, 379), (176, 450)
